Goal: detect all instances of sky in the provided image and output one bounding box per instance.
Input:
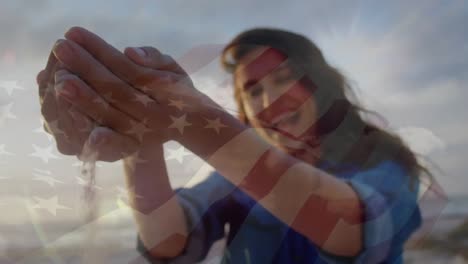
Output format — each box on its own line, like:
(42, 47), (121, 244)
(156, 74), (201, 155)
(0, 0), (467, 229)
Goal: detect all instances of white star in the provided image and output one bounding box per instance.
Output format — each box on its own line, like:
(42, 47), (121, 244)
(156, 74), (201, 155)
(124, 152), (149, 172)
(33, 174), (64, 187)
(0, 80), (24, 96)
(126, 120), (152, 141)
(92, 92), (117, 112)
(126, 152), (149, 164)
(115, 185), (143, 201)
(92, 96), (110, 110)
(30, 144), (60, 163)
(33, 120), (54, 141)
(33, 168), (51, 174)
(31, 196), (71, 216)
(75, 176), (103, 190)
(133, 155), (149, 164)
(43, 83), (55, 97)
(132, 93), (154, 107)
(103, 92), (118, 104)
(168, 99), (188, 111)
(0, 144), (14, 156)
(168, 114), (192, 134)
(124, 161), (137, 172)
(69, 111), (94, 133)
(72, 161), (103, 168)
(141, 85), (152, 93)
(115, 186), (128, 200)
(45, 119), (65, 136)
(166, 146), (192, 163)
(78, 119), (94, 133)
(0, 103), (16, 122)
(204, 117), (228, 134)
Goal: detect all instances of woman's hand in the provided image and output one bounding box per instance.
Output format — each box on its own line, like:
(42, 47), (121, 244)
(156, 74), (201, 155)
(37, 45), (140, 162)
(48, 27), (244, 160)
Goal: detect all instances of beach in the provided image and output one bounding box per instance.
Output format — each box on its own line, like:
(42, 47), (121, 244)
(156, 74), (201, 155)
(1, 197), (466, 264)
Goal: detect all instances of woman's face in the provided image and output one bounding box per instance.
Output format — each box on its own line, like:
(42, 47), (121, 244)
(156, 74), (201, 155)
(234, 47), (319, 156)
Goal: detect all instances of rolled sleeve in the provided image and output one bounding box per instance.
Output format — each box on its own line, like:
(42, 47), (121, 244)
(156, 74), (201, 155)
(346, 179), (395, 263)
(318, 161), (422, 264)
(136, 172), (236, 263)
(136, 206), (208, 263)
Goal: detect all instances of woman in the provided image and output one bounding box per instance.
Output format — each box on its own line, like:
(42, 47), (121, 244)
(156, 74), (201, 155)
(38, 27), (423, 263)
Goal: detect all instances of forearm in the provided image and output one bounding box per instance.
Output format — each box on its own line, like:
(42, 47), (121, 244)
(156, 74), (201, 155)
(211, 131), (362, 255)
(257, 155), (363, 256)
(123, 145), (188, 258)
(177, 109), (363, 256)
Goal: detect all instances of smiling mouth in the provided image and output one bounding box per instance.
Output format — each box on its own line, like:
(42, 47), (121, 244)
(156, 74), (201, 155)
(260, 111), (302, 149)
(268, 110), (301, 132)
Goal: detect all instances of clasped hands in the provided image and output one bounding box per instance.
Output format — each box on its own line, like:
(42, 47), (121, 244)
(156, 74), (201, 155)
(37, 27), (220, 162)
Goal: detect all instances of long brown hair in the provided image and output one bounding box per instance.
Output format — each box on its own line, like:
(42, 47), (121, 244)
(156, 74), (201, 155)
(221, 28), (429, 189)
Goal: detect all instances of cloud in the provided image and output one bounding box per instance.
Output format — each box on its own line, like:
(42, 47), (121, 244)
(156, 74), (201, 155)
(1, 0), (366, 65)
(396, 126), (446, 155)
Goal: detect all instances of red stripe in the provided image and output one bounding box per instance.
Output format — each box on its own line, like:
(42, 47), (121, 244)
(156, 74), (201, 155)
(242, 48), (288, 82)
(256, 76), (315, 126)
(408, 179), (448, 246)
(291, 192), (363, 247)
(238, 148), (299, 201)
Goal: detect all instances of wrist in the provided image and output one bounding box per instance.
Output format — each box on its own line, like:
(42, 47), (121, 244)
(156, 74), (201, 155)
(173, 106), (248, 160)
(124, 141), (164, 165)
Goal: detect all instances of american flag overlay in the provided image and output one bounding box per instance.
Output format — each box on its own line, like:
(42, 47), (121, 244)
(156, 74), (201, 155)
(0, 25), (452, 264)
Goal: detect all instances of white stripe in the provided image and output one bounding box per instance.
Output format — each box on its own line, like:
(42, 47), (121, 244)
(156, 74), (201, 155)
(206, 128), (271, 186)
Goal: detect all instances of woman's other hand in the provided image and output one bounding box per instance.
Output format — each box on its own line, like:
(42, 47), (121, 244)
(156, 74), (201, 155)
(37, 48), (139, 162)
